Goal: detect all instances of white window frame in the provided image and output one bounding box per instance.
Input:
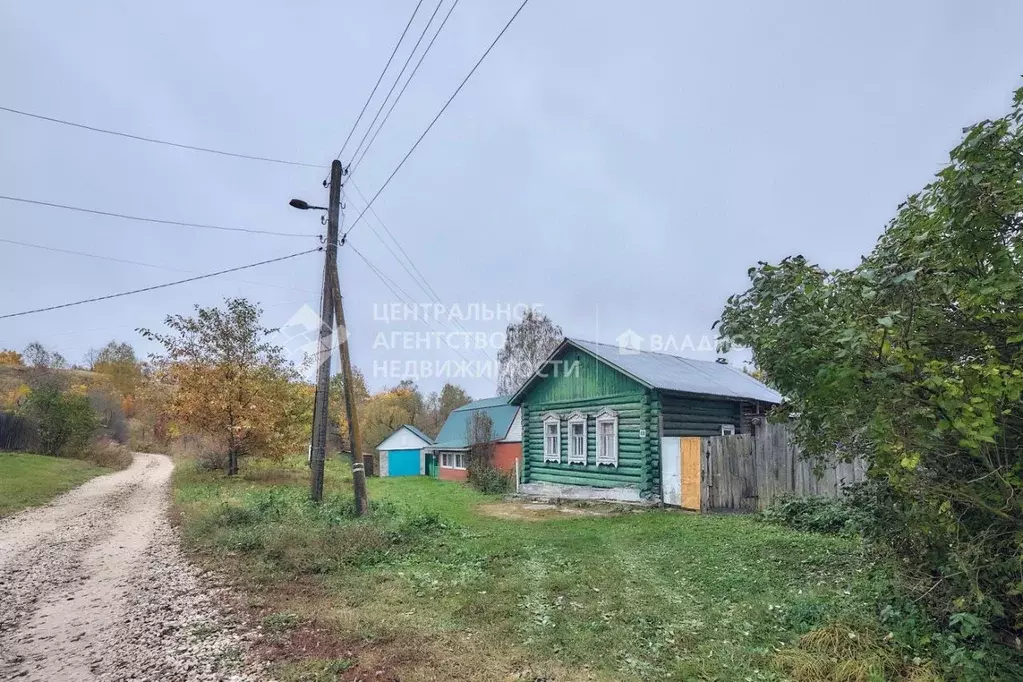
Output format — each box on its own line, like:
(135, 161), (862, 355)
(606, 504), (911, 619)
(542, 413), (561, 463)
(567, 412), (587, 464)
(720, 424), (736, 436)
(441, 451), (467, 469)
(595, 408), (619, 467)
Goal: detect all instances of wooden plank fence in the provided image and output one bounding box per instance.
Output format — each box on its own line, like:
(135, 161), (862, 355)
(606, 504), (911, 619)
(0, 411), (38, 452)
(701, 421), (866, 512)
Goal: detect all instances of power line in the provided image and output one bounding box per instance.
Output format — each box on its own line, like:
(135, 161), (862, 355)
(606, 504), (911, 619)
(347, 182), (439, 300)
(347, 0), (447, 168)
(344, 184), (494, 362)
(332, 0), (426, 165)
(0, 237), (318, 294)
(350, 0), (461, 178)
(0, 194), (319, 238)
(343, 0), (532, 239)
(0, 105), (322, 168)
(0, 248), (321, 320)
(347, 242), (484, 365)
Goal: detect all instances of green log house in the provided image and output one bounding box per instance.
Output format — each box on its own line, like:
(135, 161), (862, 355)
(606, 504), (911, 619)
(509, 338), (782, 505)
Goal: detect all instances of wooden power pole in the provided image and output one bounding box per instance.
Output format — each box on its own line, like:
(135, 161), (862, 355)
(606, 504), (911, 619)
(308, 159), (342, 503)
(329, 265), (369, 515)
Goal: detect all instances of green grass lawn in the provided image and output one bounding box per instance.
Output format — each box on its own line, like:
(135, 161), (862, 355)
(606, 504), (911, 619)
(0, 451), (112, 516)
(173, 457), (934, 682)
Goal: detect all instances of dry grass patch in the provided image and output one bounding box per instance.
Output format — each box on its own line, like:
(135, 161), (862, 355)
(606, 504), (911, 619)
(774, 624), (941, 682)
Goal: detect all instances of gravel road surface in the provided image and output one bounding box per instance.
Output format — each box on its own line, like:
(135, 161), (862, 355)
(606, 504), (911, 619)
(0, 453), (267, 681)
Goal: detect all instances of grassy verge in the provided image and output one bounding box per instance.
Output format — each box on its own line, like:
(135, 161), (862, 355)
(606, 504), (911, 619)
(0, 451), (112, 516)
(173, 456), (937, 681)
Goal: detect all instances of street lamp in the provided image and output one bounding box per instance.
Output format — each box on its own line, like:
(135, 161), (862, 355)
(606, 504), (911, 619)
(289, 198), (328, 211)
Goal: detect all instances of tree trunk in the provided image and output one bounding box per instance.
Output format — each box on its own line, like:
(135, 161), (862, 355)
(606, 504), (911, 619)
(227, 446), (239, 476)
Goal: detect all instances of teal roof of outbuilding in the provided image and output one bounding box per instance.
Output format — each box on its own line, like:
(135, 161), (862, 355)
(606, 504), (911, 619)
(428, 396), (519, 450)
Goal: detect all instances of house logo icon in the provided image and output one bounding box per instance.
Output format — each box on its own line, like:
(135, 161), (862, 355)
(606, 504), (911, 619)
(616, 329), (644, 355)
(275, 304), (347, 381)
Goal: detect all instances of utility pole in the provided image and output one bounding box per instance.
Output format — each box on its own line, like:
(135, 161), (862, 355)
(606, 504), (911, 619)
(308, 159), (342, 503)
(329, 265), (369, 515)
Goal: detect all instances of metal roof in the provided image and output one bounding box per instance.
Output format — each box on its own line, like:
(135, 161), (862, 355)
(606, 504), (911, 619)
(427, 396), (520, 450)
(512, 338), (783, 404)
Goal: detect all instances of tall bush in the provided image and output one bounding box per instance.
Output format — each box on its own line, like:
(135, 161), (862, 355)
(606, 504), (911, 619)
(718, 85), (1023, 656)
(20, 385), (98, 456)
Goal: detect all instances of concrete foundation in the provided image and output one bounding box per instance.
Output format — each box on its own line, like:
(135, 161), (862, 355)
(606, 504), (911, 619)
(517, 481), (646, 504)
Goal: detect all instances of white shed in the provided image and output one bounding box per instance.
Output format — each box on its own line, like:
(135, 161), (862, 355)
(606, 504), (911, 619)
(376, 425), (434, 477)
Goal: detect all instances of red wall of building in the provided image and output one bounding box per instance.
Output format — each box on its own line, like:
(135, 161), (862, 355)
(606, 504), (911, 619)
(493, 442), (522, 474)
(437, 443), (520, 482)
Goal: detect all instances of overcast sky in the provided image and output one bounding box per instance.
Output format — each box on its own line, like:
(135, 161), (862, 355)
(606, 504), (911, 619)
(2, 0), (1022, 398)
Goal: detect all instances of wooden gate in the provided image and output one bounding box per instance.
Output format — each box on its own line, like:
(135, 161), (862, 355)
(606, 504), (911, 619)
(703, 434), (758, 512)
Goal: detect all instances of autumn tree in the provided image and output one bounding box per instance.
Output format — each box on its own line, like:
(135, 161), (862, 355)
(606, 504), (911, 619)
(718, 86), (1023, 658)
(91, 341), (142, 400)
(360, 383), (425, 449)
(496, 309), (563, 395)
(0, 349), (24, 367)
(140, 298), (307, 475)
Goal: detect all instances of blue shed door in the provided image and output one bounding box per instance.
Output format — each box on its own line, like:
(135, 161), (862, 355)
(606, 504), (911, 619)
(387, 449), (420, 477)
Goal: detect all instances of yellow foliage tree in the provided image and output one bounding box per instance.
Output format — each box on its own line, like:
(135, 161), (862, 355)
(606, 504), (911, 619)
(360, 385), (422, 450)
(0, 349), (24, 367)
(140, 298), (308, 475)
(91, 341), (142, 399)
(2, 383), (31, 410)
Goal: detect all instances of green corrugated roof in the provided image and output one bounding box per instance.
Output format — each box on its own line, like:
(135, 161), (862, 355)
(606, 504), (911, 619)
(428, 396), (518, 450)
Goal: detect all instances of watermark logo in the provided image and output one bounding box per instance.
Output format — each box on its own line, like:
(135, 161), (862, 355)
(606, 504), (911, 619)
(275, 304), (347, 380)
(616, 329), (644, 355)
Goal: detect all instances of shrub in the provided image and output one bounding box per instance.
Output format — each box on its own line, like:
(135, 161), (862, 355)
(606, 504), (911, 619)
(85, 437), (133, 469)
(760, 494), (863, 535)
(20, 385), (98, 457)
(467, 464), (513, 494)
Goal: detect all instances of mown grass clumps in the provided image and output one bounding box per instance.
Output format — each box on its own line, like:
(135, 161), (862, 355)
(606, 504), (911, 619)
(180, 485), (449, 575)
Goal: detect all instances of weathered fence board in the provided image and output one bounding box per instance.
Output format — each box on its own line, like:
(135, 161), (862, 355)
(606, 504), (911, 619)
(0, 412), (37, 452)
(701, 421), (866, 512)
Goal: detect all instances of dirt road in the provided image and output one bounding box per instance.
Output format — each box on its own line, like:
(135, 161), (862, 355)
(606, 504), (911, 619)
(0, 453), (264, 681)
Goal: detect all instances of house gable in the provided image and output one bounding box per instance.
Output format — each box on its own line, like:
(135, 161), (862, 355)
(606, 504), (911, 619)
(376, 425), (432, 452)
(516, 344), (647, 406)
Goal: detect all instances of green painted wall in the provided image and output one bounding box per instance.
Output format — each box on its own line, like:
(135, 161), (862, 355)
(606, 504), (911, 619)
(519, 347), (657, 494)
(660, 393), (741, 437)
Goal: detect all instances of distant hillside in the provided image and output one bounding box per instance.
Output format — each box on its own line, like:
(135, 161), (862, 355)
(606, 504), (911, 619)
(0, 365), (108, 398)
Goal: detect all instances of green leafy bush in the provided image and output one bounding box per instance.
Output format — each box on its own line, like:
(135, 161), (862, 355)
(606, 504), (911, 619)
(760, 494), (864, 535)
(719, 84), (1023, 666)
(466, 463), (513, 494)
(20, 386), (98, 457)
